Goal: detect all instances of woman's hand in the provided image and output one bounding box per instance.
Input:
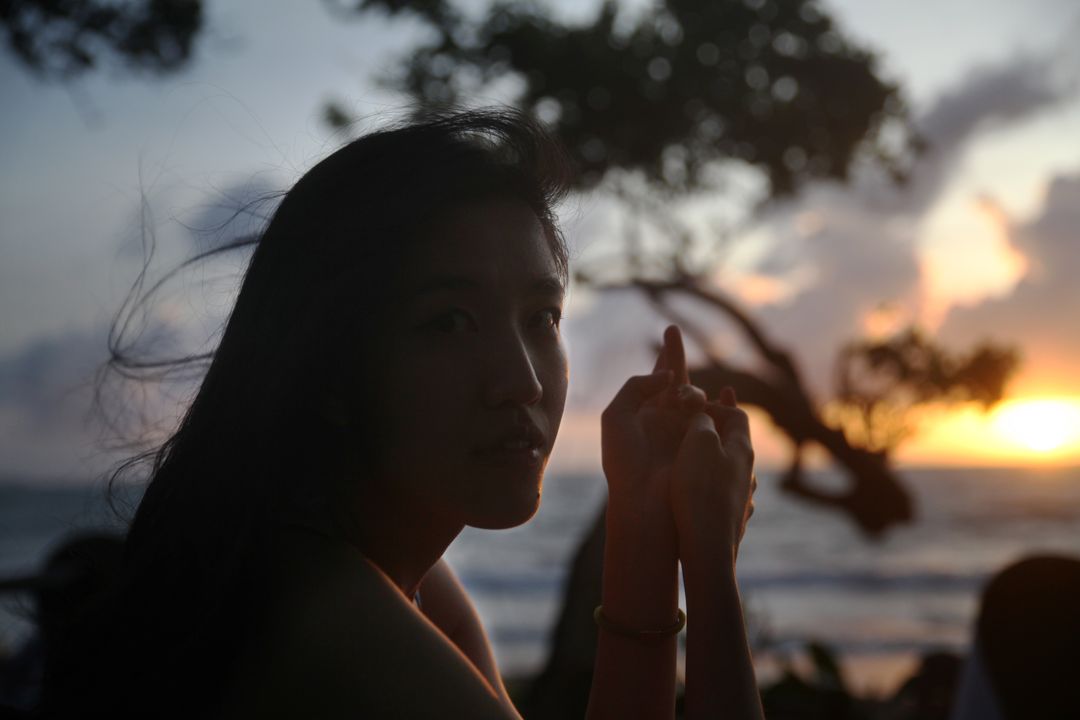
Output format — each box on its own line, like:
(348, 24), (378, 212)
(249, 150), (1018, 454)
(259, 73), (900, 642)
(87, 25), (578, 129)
(669, 387), (756, 567)
(601, 326), (704, 526)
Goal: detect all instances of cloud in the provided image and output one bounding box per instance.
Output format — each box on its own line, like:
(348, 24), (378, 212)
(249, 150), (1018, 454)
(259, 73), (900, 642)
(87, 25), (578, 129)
(115, 177), (279, 269)
(909, 56), (1069, 210)
(0, 318), (195, 480)
(0, 328), (110, 479)
(937, 172), (1080, 393)
(740, 52), (1077, 394)
(753, 210), (921, 393)
(563, 288), (669, 409)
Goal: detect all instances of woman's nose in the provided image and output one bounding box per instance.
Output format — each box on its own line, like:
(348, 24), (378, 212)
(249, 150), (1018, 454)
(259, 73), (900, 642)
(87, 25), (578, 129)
(482, 334), (543, 408)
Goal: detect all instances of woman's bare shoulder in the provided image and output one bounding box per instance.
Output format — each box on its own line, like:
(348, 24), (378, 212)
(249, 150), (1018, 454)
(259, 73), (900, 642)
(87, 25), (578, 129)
(225, 531), (518, 718)
(268, 528), (405, 622)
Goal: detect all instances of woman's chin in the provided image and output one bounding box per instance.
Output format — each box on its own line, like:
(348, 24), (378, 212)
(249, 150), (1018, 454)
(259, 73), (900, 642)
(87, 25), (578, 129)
(466, 486), (543, 530)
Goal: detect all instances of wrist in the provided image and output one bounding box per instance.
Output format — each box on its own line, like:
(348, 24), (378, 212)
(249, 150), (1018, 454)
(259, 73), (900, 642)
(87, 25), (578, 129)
(675, 511), (738, 563)
(601, 505), (679, 629)
(680, 542), (740, 618)
(606, 504), (679, 578)
(679, 535), (737, 582)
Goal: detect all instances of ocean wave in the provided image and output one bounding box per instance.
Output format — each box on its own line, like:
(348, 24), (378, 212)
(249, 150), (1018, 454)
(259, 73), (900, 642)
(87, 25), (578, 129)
(762, 636), (967, 656)
(738, 569), (988, 593)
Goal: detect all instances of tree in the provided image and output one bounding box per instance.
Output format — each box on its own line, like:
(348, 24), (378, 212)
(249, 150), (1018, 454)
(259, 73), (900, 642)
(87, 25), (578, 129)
(343, 0), (917, 196)
(326, 0), (940, 535)
(826, 328), (1019, 455)
(317, 0), (942, 526)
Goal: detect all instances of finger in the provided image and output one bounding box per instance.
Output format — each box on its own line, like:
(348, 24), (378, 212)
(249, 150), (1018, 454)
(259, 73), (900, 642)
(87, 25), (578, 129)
(676, 411), (723, 458)
(664, 325), (690, 385)
(702, 402), (753, 463)
(702, 402), (751, 442)
(687, 411), (716, 434)
(674, 384), (708, 413)
(740, 501), (755, 545)
(719, 386), (737, 408)
(604, 370), (674, 418)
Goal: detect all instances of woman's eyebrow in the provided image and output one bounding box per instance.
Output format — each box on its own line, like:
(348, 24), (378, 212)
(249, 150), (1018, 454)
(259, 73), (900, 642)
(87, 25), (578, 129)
(410, 274), (565, 297)
(531, 275), (566, 297)
(411, 275), (480, 296)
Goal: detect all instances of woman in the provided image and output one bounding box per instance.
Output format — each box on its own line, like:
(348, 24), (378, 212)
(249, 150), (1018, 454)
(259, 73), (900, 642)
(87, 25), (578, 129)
(43, 109), (760, 718)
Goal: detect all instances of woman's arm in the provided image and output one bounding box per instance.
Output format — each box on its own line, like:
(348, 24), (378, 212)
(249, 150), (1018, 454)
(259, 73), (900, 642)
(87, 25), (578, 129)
(587, 327), (698, 720)
(681, 542), (761, 719)
(671, 402), (763, 719)
(586, 489), (680, 720)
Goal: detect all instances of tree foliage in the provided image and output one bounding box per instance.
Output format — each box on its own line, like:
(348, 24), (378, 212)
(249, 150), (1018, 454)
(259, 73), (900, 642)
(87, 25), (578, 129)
(0, 0), (202, 78)
(824, 328), (1020, 453)
(349, 0), (919, 197)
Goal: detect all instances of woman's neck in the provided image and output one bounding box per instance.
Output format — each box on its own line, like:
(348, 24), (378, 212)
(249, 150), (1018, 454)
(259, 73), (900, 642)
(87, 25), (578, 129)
(336, 480), (464, 600)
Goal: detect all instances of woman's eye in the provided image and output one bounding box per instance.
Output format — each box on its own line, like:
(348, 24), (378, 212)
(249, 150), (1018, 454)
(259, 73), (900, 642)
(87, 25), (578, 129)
(532, 307), (563, 331)
(428, 309), (476, 334)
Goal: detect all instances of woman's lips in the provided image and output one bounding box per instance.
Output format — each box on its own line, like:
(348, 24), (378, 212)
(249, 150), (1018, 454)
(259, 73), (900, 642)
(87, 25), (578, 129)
(473, 444), (544, 468)
(473, 424), (546, 467)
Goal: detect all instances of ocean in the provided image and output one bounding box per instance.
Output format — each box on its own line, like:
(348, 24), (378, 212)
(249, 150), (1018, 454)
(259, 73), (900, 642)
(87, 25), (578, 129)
(3, 466), (1079, 694)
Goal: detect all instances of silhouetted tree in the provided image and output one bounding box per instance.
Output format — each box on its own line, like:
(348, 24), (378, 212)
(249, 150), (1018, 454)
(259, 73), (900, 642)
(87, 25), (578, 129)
(328, 0), (942, 531)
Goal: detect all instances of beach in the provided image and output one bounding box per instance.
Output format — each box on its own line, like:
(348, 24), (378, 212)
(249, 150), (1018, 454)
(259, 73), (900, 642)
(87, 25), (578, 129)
(3, 465), (1079, 695)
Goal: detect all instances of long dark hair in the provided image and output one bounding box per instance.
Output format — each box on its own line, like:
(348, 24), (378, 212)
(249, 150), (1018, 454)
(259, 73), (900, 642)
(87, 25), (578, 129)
(42, 109), (572, 717)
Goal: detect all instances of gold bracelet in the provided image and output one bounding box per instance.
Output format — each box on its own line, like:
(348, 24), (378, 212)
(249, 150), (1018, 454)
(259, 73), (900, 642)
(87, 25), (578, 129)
(593, 605), (686, 641)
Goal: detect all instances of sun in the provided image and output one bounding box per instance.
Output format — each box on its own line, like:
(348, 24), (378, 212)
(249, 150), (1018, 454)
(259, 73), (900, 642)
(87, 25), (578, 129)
(991, 398), (1080, 454)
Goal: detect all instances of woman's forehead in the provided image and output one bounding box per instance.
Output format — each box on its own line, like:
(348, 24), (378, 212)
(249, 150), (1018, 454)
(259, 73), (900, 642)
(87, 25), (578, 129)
(399, 199), (563, 294)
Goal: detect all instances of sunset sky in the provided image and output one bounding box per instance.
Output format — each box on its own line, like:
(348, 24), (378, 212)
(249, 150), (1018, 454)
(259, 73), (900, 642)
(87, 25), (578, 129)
(1, 0), (1079, 479)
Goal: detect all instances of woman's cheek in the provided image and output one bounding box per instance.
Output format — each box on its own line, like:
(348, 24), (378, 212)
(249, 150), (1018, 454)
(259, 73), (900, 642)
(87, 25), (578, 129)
(542, 342), (570, 418)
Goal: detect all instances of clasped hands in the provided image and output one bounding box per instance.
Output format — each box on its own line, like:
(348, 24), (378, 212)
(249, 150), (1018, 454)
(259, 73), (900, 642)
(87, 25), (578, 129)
(601, 326), (756, 567)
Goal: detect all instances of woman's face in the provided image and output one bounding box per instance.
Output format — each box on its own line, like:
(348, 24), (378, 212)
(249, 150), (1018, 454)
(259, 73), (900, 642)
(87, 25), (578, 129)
(364, 199), (568, 529)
